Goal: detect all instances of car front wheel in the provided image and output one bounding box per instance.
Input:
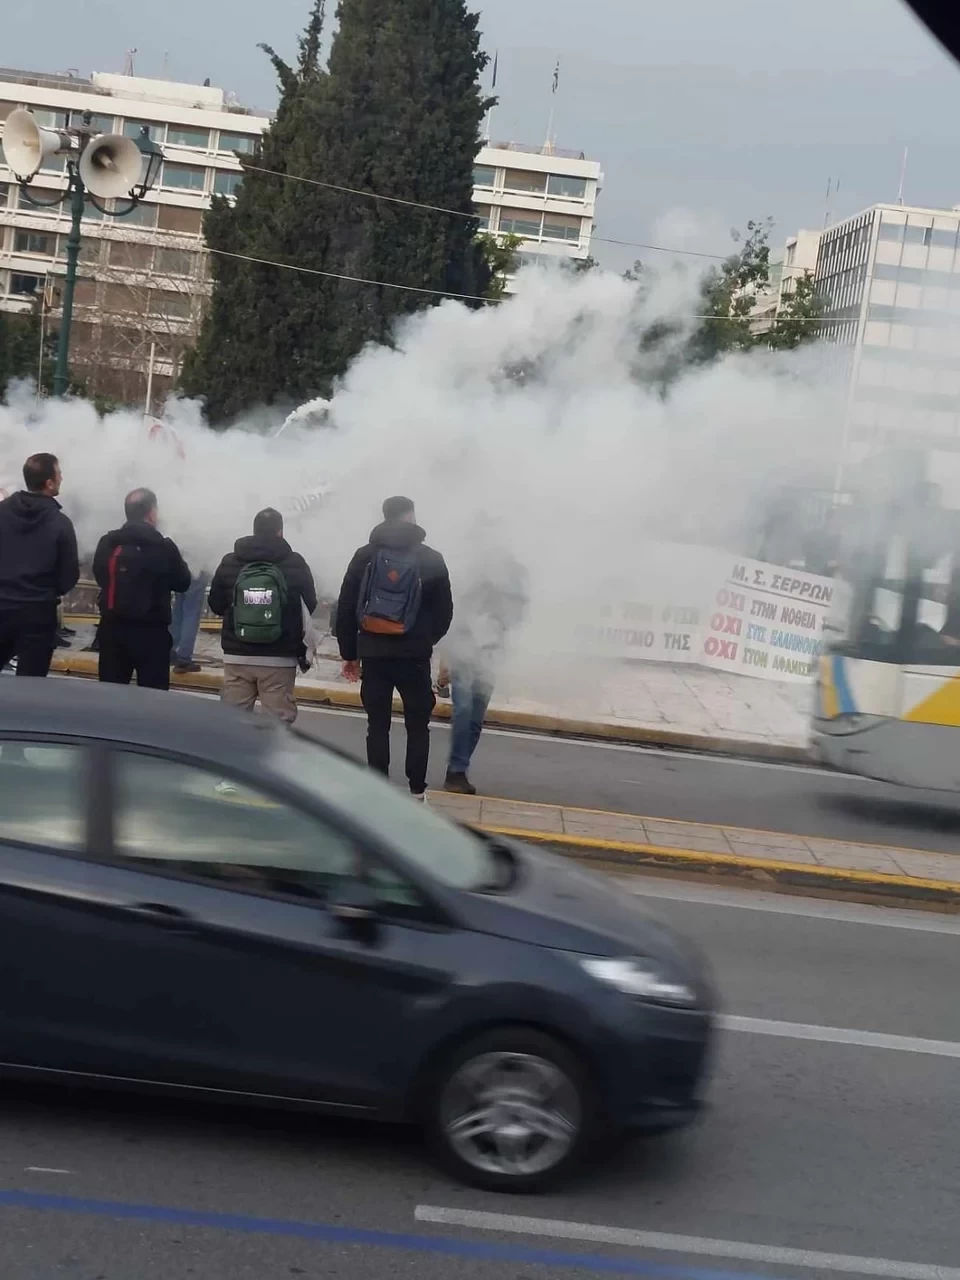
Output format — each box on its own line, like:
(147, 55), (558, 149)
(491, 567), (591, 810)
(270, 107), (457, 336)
(427, 1027), (592, 1192)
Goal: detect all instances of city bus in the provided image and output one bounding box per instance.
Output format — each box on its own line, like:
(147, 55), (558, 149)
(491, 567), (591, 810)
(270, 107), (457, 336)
(812, 446), (960, 790)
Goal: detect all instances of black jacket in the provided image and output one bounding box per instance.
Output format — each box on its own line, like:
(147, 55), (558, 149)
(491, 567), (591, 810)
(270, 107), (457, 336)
(336, 520), (453, 661)
(0, 491), (80, 610)
(93, 521), (191, 627)
(209, 533), (318, 659)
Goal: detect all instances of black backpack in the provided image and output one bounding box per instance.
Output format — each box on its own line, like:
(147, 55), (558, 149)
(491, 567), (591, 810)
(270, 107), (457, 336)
(102, 542), (155, 620)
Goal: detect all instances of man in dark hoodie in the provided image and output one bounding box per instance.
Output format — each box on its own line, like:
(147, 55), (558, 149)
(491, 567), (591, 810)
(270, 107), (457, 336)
(0, 453), (80, 677)
(93, 488), (191, 691)
(336, 496), (453, 799)
(208, 507), (317, 723)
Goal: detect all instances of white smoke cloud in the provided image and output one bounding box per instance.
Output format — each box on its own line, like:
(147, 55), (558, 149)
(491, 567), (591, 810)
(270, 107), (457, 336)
(0, 262), (843, 693)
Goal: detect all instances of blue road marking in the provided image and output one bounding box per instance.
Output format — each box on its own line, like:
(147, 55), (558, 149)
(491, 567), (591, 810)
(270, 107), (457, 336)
(0, 1187), (778, 1280)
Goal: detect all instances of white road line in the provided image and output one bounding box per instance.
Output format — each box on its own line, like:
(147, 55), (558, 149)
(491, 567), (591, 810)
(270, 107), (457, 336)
(721, 1015), (960, 1059)
(25, 1167), (70, 1175)
(620, 877), (960, 933)
(414, 1205), (960, 1279)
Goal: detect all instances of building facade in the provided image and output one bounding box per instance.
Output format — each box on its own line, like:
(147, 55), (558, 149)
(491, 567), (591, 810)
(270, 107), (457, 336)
(0, 67), (267, 410)
(815, 203), (960, 469)
(1, 66), (602, 408)
(473, 142), (602, 274)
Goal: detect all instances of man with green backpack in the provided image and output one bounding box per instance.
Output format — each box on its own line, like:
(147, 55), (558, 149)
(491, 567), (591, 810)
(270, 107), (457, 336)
(208, 507), (318, 723)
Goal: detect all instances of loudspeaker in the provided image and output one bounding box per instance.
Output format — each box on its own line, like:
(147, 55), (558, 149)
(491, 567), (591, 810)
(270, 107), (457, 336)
(1, 108), (72, 179)
(78, 132), (143, 199)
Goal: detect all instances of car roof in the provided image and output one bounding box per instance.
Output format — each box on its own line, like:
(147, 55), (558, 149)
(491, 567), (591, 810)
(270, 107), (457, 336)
(0, 677), (275, 761)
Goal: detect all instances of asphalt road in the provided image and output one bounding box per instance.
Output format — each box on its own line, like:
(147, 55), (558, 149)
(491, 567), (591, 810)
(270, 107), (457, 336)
(1, 880), (959, 1279)
(295, 703), (960, 853)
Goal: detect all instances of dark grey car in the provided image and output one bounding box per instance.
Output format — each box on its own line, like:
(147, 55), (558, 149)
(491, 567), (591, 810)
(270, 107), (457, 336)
(0, 679), (713, 1191)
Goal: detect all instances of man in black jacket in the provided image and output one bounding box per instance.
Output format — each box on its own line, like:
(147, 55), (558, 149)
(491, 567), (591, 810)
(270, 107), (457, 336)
(336, 496), (453, 798)
(0, 453), (79, 677)
(93, 488), (191, 691)
(208, 507), (317, 724)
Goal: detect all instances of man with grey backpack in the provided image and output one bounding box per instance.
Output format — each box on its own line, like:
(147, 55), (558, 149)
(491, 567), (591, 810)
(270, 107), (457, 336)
(336, 496), (453, 799)
(209, 507), (317, 723)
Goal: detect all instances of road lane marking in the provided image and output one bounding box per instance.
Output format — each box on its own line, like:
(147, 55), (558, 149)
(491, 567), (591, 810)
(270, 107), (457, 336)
(721, 1015), (960, 1058)
(0, 1188), (777, 1279)
(621, 878), (960, 932)
(414, 1205), (960, 1279)
(25, 1168), (70, 1175)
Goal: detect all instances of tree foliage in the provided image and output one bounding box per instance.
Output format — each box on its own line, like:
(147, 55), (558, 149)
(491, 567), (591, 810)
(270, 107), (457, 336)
(768, 270), (826, 350)
(0, 305), (59, 401)
(478, 233), (521, 300)
(183, 0), (492, 425)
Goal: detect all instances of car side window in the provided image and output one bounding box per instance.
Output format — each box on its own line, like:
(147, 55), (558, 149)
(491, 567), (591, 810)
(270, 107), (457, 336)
(0, 742), (87, 853)
(110, 751), (359, 903)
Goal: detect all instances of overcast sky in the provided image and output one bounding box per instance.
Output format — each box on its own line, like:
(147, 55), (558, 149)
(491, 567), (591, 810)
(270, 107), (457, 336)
(5, 0), (960, 270)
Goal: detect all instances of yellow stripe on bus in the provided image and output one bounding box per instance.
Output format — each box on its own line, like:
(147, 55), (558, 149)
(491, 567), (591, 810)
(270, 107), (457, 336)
(903, 673), (960, 727)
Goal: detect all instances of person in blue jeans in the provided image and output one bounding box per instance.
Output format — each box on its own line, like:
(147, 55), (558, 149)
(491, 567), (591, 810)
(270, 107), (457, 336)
(442, 530), (528, 796)
(170, 569), (210, 674)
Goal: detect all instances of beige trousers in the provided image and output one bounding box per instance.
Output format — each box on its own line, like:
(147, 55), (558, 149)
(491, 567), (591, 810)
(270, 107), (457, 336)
(222, 664), (298, 723)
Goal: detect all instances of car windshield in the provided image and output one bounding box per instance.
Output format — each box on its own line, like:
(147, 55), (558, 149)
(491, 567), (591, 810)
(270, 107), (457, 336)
(264, 731), (496, 892)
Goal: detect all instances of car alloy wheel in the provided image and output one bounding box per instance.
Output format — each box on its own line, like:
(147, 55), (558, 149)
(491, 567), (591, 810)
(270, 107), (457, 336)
(430, 1029), (588, 1191)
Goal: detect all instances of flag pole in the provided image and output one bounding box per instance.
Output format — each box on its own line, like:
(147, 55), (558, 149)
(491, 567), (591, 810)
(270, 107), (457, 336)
(484, 50), (499, 143)
(543, 58), (560, 153)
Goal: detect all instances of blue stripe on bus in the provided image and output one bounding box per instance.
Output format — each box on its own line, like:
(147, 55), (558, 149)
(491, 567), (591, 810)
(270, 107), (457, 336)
(832, 656), (856, 715)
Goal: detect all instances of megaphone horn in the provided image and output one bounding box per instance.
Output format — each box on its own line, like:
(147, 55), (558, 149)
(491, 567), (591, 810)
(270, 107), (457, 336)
(78, 132), (144, 200)
(1, 108), (74, 180)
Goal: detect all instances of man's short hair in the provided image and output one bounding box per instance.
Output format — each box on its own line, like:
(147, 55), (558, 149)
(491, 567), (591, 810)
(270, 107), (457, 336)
(253, 507), (283, 537)
(23, 453), (58, 494)
(124, 487), (158, 523)
(382, 495), (415, 521)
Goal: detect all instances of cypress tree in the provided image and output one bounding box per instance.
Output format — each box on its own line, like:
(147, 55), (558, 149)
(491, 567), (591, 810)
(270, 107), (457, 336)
(183, 0), (491, 425)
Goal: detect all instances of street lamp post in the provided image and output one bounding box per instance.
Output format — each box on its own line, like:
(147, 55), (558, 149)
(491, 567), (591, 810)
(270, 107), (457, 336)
(2, 108), (163, 398)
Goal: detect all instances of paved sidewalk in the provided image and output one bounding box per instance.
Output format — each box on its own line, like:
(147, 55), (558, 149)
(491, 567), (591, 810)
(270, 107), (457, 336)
(56, 621), (811, 757)
(427, 792), (960, 900)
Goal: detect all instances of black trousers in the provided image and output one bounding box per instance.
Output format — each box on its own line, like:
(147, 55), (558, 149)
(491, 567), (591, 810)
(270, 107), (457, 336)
(98, 620), (172, 691)
(360, 657), (435, 795)
(0, 603), (58, 677)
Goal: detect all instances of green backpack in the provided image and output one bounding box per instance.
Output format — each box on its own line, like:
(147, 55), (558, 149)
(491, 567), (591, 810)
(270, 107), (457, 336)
(233, 562), (288, 645)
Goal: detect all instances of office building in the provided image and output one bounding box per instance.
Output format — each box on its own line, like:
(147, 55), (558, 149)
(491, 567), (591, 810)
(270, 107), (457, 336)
(815, 203), (960, 467)
(0, 66), (268, 409)
(1, 65), (602, 407)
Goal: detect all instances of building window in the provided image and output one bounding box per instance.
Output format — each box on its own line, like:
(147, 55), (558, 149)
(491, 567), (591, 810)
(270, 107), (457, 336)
(903, 223), (930, 246)
(155, 247), (195, 276)
(124, 120), (165, 143)
(474, 203), (491, 230)
(167, 126), (211, 150)
(932, 225), (959, 251)
(878, 221), (905, 244)
(158, 205), (203, 235)
(218, 132), (257, 155)
(108, 241), (154, 270)
(86, 114), (117, 136)
(161, 163), (206, 192)
(498, 209), (543, 238)
(213, 170), (242, 197)
(10, 273), (41, 296)
(0, 182), (8, 207)
(473, 165), (496, 189)
(503, 168), (547, 195)
(14, 231), (53, 256)
(117, 201), (158, 228)
(546, 174), (587, 200)
(148, 291), (192, 318)
(542, 214), (582, 242)
(33, 109), (68, 130)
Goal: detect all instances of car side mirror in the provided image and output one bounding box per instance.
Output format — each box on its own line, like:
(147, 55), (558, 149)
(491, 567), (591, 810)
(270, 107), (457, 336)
(329, 880), (380, 941)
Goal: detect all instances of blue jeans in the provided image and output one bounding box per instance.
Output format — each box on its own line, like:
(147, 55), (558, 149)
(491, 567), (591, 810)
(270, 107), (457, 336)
(449, 670), (494, 774)
(170, 571), (209, 664)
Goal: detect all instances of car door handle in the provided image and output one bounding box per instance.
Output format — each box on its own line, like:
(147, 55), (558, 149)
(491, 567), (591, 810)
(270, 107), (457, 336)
(123, 902), (197, 933)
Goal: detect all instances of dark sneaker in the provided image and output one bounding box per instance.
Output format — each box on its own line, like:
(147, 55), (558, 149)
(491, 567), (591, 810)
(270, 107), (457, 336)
(173, 660), (202, 674)
(59, 625), (76, 637)
(444, 772), (476, 796)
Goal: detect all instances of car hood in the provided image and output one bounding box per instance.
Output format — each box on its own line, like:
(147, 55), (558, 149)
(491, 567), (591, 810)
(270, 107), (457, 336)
(459, 839), (701, 968)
